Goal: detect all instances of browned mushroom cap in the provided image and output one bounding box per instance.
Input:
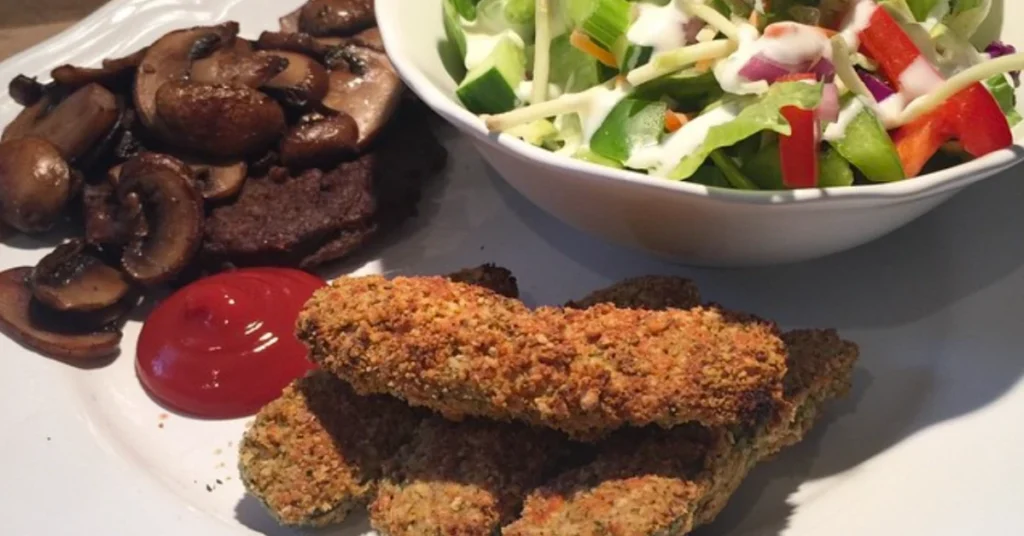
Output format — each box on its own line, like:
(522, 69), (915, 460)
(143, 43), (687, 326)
(154, 80), (286, 158)
(190, 38), (288, 88)
(1, 83), (120, 162)
(0, 138), (72, 233)
(256, 30), (333, 60)
(50, 47), (147, 89)
(180, 157), (248, 201)
(323, 45), (403, 149)
(30, 239), (133, 313)
(263, 50), (330, 107)
(0, 267), (122, 361)
(299, 0), (375, 37)
(134, 22), (239, 136)
(280, 113), (358, 169)
(82, 183), (127, 246)
(280, 7), (302, 33)
(8, 75), (45, 107)
(117, 153), (204, 285)
(345, 27), (384, 52)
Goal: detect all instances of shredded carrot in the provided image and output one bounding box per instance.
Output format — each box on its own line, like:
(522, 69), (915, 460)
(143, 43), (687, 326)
(695, 59), (714, 72)
(570, 29), (618, 69)
(749, 10), (762, 28)
(764, 22), (837, 39)
(664, 110), (689, 133)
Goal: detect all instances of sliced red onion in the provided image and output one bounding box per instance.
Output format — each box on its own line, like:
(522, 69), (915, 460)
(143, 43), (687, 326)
(855, 67), (896, 102)
(811, 57), (835, 83)
(739, 53), (812, 83)
(818, 83), (840, 123)
(683, 18), (706, 45)
(986, 41), (1020, 87)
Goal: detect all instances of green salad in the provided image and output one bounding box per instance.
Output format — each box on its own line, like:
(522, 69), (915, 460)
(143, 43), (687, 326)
(443, 0), (1024, 189)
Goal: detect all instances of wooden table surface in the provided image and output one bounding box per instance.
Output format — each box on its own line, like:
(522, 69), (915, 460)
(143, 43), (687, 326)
(0, 0), (107, 60)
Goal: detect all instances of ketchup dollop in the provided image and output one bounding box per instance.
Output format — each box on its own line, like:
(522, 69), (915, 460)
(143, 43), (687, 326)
(136, 268), (325, 419)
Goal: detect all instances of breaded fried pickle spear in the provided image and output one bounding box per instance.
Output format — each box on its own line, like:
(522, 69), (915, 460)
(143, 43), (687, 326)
(502, 329), (858, 536)
(566, 275), (701, 310)
(297, 276), (789, 440)
(369, 418), (571, 536)
(238, 372), (421, 527)
(238, 265), (520, 527)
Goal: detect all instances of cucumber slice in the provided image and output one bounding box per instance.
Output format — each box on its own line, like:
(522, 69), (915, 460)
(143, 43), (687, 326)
(826, 104), (905, 183)
(456, 35), (527, 114)
(589, 98), (667, 163)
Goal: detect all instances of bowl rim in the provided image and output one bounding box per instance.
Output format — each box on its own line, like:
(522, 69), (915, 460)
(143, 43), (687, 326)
(375, 0), (1024, 206)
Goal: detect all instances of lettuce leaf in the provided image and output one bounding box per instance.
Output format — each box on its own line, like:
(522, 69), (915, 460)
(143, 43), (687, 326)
(945, 0), (991, 38)
(668, 81), (823, 180)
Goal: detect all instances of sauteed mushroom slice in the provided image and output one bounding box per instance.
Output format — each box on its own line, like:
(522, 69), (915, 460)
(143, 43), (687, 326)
(0, 267), (123, 361)
(2, 84), (120, 162)
(280, 112), (358, 169)
(263, 50), (330, 107)
(83, 183), (128, 246)
(181, 157), (248, 201)
(155, 80), (286, 158)
(50, 47), (147, 89)
(134, 22), (240, 137)
(0, 137), (72, 233)
(346, 27), (384, 52)
(323, 45), (402, 149)
(8, 75), (45, 107)
(280, 7), (303, 33)
(190, 39), (289, 88)
(30, 239), (133, 313)
(299, 0), (375, 37)
(256, 31), (333, 59)
(117, 153), (204, 286)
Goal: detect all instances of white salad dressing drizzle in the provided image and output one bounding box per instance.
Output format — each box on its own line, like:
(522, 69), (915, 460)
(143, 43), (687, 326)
(627, 2), (692, 54)
(823, 97), (866, 141)
(762, 24), (834, 65)
(627, 102), (741, 176)
(715, 25), (770, 95)
(872, 93), (907, 129)
(579, 85), (631, 145)
(516, 81), (563, 104)
(715, 22), (832, 95)
(839, 0), (877, 50)
(899, 56), (945, 99)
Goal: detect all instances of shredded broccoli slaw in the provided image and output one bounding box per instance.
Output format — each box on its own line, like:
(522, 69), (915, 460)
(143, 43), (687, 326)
(444, 0), (1024, 190)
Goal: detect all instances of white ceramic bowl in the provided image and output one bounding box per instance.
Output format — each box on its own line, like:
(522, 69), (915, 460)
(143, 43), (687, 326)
(376, 0), (1024, 266)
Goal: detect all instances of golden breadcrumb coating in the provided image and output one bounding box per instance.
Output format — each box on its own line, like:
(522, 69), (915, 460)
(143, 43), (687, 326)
(298, 276), (788, 440)
(237, 372), (423, 527)
(370, 418), (571, 536)
(238, 265), (520, 526)
(501, 329), (858, 536)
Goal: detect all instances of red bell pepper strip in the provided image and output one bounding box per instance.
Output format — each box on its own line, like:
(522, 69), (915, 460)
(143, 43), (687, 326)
(777, 73), (820, 189)
(857, 5), (1012, 176)
(892, 84), (1012, 176)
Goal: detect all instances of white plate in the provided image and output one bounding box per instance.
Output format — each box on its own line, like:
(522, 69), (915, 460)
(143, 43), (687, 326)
(1, 1), (1023, 535)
